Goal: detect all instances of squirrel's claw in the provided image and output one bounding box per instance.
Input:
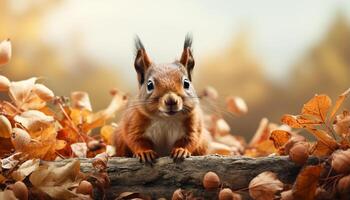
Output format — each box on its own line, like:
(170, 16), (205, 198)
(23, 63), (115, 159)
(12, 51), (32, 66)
(135, 150), (158, 164)
(171, 147), (191, 162)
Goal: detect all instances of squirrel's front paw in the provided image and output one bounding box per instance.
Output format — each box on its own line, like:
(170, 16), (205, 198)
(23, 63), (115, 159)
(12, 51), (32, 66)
(171, 147), (191, 162)
(134, 150), (158, 164)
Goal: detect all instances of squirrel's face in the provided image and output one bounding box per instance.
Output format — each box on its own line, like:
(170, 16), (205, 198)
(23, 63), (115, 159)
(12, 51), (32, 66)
(139, 63), (199, 117)
(133, 35), (198, 117)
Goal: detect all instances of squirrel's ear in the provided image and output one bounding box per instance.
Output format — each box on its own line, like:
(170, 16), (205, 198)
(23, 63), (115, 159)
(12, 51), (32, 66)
(134, 36), (152, 85)
(180, 34), (195, 81)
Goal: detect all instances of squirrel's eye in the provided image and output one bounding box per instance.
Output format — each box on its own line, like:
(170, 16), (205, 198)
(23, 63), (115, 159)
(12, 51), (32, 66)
(183, 79), (190, 90)
(146, 80), (154, 93)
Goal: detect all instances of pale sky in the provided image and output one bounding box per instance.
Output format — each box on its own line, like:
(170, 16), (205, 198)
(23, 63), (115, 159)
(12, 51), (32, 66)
(43, 0), (350, 81)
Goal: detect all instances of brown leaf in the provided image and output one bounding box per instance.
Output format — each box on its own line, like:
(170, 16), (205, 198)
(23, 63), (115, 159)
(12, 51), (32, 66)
(14, 110), (54, 132)
(269, 130), (291, 149)
(11, 159), (40, 181)
(1, 153), (21, 170)
(281, 114), (302, 128)
(329, 88), (350, 122)
(310, 141), (334, 156)
(29, 159), (83, 199)
(292, 165), (323, 200)
(305, 128), (338, 151)
(301, 94), (331, 121)
(249, 171), (283, 200)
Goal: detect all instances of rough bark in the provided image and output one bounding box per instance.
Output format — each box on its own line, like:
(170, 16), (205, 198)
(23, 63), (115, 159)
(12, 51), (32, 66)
(54, 155), (320, 200)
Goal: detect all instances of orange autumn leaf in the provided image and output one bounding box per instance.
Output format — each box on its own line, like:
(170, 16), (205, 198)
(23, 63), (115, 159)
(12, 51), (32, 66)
(292, 165), (323, 200)
(329, 88), (350, 123)
(305, 128), (338, 151)
(310, 141), (334, 157)
(269, 130), (291, 149)
(281, 114), (302, 128)
(301, 94), (332, 121)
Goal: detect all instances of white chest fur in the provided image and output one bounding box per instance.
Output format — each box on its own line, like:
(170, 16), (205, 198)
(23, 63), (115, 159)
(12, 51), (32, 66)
(144, 118), (185, 156)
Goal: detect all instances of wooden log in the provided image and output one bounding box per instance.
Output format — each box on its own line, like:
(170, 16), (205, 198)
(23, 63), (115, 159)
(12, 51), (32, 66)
(54, 155), (320, 199)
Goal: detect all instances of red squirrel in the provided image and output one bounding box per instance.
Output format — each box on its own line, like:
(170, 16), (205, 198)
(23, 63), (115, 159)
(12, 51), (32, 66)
(115, 35), (208, 163)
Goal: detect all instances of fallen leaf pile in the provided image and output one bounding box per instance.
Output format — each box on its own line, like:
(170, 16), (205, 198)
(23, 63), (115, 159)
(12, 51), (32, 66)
(0, 39), (126, 199)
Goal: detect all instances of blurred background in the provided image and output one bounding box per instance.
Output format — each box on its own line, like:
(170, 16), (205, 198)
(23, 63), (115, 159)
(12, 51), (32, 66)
(1, 0), (350, 140)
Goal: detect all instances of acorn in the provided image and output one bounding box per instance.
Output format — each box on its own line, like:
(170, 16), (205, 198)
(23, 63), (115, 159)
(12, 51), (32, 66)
(33, 83), (54, 101)
(0, 115), (12, 138)
(76, 180), (93, 196)
(289, 142), (309, 165)
(284, 135), (306, 154)
(331, 150), (350, 174)
(172, 189), (184, 200)
(203, 171), (221, 190)
(0, 75), (10, 91)
(219, 188), (233, 200)
(337, 175), (350, 195)
(11, 181), (28, 200)
(11, 128), (31, 151)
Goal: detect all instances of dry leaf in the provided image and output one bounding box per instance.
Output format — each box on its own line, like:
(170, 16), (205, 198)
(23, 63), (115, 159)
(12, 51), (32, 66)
(269, 130), (291, 150)
(71, 91), (92, 112)
(71, 143), (87, 158)
(305, 128), (338, 151)
(249, 171), (283, 200)
(14, 110), (54, 132)
(226, 96), (248, 116)
(29, 160), (83, 199)
(292, 165), (323, 200)
(301, 94), (331, 121)
(12, 159), (40, 181)
(329, 88), (350, 122)
(0, 39), (11, 66)
(333, 111), (350, 136)
(1, 153), (20, 170)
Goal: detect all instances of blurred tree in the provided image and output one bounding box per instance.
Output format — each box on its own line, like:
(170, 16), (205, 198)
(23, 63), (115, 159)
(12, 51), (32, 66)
(0, 0), (127, 110)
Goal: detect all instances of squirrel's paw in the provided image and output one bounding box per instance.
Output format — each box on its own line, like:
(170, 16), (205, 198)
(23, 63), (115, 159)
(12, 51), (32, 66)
(171, 147), (191, 162)
(134, 150), (158, 164)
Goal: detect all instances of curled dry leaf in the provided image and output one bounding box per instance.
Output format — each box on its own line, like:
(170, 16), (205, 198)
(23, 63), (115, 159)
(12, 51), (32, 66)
(14, 110), (54, 132)
(11, 159), (40, 181)
(0, 115), (12, 138)
(11, 128), (31, 151)
(33, 83), (54, 101)
(0, 39), (11, 66)
(226, 96), (248, 116)
(29, 159), (83, 199)
(331, 149), (350, 174)
(10, 78), (48, 110)
(1, 153), (20, 170)
(71, 91), (92, 111)
(329, 88), (350, 122)
(333, 111), (350, 136)
(292, 165), (323, 200)
(0, 75), (11, 91)
(248, 171), (283, 200)
(92, 152), (108, 171)
(305, 128), (338, 151)
(71, 142), (88, 158)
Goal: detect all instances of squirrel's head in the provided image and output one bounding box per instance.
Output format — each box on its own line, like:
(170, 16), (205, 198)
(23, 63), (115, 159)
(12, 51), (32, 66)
(133, 34), (199, 117)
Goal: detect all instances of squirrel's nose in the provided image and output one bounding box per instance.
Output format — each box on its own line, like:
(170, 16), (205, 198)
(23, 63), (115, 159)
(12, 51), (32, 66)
(165, 98), (178, 106)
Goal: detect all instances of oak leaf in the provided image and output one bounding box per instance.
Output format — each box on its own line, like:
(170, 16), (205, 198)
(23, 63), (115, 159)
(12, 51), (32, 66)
(249, 171), (283, 200)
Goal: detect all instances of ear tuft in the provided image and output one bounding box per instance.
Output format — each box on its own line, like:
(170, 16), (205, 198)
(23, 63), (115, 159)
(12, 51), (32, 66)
(134, 36), (151, 85)
(180, 33), (195, 81)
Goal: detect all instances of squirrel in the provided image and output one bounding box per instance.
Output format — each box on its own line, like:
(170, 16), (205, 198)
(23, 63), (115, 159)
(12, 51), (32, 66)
(114, 35), (208, 163)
